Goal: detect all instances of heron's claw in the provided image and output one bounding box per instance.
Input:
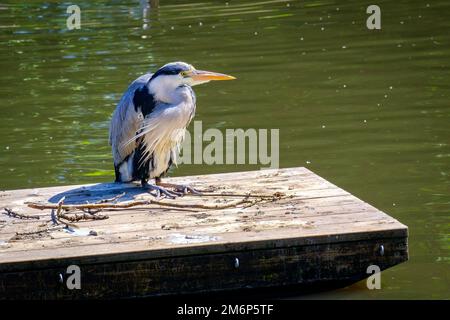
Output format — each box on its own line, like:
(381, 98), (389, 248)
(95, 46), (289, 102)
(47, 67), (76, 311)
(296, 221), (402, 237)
(143, 183), (181, 199)
(157, 182), (203, 196)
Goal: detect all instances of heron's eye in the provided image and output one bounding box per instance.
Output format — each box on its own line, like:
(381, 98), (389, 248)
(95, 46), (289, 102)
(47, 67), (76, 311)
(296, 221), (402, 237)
(180, 71), (187, 77)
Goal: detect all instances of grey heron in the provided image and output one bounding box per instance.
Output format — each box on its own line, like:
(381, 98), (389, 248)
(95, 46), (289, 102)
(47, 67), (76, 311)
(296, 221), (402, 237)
(109, 62), (235, 198)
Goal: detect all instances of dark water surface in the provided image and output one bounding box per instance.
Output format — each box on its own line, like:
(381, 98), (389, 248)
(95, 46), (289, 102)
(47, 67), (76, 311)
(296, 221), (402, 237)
(0, 0), (448, 299)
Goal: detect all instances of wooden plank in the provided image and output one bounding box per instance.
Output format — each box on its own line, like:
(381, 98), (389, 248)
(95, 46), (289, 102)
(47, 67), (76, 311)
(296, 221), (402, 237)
(0, 195), (372, 233)
(0, 197), (389, 244)
(0, 237), (407, 299)
(0, 167), (408, 297)
(0, 210), (398, 255)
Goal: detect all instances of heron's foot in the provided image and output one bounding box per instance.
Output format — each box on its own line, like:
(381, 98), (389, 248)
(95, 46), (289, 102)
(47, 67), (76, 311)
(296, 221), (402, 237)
(156, 182), (203, 196)
(142, 183), (182, 199)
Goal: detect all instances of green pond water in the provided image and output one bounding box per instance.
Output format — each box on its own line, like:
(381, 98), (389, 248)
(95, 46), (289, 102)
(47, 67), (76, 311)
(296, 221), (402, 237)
(0, 0), (448, 299)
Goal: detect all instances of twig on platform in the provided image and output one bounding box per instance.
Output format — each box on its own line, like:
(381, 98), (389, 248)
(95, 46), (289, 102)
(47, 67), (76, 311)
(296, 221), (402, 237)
(3, 208), (40, 220)
(81, 208), (102, 214)
(79, 192), (127, 214)
(53, 197), (81, 229)
(96, 192), (126, 203)
(25, 191), (286, 231)
(188, 191), (285, 199)
(59, 212), (109, 222)
(25, 191), (285, 211)
(11, 224), (66, 240)
(27, 198), (253, 211)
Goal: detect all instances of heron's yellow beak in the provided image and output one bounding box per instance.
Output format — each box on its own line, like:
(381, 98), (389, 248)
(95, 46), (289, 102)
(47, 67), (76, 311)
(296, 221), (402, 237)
(190, 70), (236, 81)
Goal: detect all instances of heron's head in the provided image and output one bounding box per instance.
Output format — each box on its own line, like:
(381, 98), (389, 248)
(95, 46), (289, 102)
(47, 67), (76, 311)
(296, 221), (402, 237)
(148, 62), (235, 98)
(151, 62), (235, 86)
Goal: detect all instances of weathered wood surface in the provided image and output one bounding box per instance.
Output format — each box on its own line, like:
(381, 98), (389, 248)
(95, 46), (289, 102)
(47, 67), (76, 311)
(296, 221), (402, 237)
(0, 167), (408, 299)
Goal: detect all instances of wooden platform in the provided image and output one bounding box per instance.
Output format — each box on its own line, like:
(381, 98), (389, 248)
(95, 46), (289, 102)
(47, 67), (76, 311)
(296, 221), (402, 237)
(0, 167), (408, 299)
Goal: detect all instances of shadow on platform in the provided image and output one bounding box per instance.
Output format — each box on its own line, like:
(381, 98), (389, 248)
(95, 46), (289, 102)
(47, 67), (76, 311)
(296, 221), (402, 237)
(47, 182), (146, 204)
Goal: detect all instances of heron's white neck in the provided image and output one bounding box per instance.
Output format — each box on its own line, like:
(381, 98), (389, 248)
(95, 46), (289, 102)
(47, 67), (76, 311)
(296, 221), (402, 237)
(147, 75), (185, 104)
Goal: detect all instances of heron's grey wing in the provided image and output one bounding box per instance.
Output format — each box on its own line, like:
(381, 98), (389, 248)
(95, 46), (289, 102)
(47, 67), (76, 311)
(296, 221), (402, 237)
(109, 73), (153, 166)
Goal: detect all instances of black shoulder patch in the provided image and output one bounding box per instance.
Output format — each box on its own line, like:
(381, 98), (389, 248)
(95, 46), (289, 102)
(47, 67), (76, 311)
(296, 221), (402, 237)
(133, 86), (156, 117)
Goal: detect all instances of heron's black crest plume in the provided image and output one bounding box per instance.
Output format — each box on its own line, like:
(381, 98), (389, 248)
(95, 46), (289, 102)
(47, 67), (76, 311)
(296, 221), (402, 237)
(150, 62), (192, 81)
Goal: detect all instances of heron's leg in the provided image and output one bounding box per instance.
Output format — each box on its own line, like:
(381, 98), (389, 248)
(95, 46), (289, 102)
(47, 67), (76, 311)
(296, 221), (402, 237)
(155, 177), (203, 195)
(141, 179), (181, 199)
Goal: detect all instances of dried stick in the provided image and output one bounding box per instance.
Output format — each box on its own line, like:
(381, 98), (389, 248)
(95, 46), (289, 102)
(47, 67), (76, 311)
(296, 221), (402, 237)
(3, 208), (40, 220)
(14, 225), (65, 237)
(188, 191), (285, 199)
(95, 192), (126, 204)
(53, 197), (80, 229)
(81, 208), (102, 214)
(79, 192), (127, 214)
(59, 212), (109, 222)
(26, 197), (260, 211)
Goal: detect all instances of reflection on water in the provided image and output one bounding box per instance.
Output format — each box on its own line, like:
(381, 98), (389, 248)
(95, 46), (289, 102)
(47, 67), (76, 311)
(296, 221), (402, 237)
(0, 0), (449, 299)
